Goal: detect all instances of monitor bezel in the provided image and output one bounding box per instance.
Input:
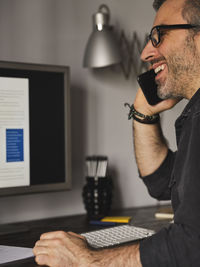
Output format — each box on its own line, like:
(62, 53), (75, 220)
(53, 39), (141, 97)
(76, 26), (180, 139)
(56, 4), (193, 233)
(0, 61), (71, 197)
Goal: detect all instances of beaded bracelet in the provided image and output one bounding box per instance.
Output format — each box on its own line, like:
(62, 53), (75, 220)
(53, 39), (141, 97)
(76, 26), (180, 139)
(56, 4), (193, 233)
(124, 103), (160, 124)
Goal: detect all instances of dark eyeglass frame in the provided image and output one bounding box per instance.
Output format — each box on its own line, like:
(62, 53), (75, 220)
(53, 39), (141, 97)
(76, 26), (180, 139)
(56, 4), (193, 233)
(149, 24), (199, 47)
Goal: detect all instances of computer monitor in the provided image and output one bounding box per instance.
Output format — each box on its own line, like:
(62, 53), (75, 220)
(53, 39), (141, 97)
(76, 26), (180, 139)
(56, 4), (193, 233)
(0, 61), (71, 196)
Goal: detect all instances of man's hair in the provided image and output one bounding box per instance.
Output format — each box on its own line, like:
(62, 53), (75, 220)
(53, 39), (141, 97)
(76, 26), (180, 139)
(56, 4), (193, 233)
(153, 0), (166, 11)
(153, 0), (200, 26)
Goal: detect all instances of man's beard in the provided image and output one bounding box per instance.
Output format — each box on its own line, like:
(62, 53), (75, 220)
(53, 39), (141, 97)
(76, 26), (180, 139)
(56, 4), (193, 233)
(156, 35), (200, 100)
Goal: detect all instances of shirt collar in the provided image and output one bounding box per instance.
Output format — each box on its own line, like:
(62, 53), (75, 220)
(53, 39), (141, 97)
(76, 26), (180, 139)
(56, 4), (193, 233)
(175, 88), (200, 135)
(181, 88), (200, 117)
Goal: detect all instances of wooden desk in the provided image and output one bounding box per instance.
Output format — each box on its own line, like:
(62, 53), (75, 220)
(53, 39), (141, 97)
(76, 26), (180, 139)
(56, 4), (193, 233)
(0, 205), (171, 267)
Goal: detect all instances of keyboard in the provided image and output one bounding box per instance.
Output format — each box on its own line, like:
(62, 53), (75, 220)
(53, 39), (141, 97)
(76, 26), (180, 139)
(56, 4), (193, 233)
(81, 225), (155, 249)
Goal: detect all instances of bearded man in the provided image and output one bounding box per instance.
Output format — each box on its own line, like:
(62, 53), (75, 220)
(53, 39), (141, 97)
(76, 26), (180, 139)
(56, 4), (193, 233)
(33, 0), (200, 266)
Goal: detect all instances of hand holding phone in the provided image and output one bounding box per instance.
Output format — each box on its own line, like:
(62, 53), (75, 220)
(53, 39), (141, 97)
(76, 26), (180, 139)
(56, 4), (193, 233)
(137, 69), (163, 105)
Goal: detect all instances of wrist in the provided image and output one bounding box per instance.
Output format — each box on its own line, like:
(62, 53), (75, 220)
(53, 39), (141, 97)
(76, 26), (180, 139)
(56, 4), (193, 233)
(133, 104), (155, 117)
(134, 243), (142, 267)
(88, 250), (102, 267)
(124, 103), (160, 124)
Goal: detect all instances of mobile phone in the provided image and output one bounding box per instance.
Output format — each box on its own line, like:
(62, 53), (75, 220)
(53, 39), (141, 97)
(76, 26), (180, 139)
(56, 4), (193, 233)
(137, 69), (163, 105)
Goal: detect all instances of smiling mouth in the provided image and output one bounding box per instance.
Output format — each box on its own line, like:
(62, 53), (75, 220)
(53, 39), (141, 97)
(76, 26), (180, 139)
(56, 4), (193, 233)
(154, 64), (165, 75)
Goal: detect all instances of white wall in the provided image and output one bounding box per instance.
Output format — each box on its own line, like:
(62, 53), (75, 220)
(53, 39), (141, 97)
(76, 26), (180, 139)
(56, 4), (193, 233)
(0, 0), (187, 223)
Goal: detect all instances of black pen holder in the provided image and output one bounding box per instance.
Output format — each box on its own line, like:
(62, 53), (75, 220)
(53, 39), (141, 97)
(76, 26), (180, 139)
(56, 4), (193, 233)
(82, 177), (113, 220)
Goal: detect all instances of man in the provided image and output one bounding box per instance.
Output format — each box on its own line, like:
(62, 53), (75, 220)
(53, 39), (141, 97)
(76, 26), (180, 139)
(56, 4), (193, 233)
(33, 0), (200, 265)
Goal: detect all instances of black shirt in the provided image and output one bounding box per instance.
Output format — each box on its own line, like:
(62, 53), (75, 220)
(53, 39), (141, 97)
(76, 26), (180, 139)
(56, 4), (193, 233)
(139, 88), (200, 267)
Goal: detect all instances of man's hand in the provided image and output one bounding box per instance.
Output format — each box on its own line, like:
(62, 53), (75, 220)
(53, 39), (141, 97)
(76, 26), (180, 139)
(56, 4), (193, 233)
(33, 231), (94, 267)
(33, 231), (142, 267)
(134, 88), (181, 115)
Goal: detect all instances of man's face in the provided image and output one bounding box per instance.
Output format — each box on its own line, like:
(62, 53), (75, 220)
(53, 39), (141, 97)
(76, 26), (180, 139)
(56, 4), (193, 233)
(141, 0), (200, 100)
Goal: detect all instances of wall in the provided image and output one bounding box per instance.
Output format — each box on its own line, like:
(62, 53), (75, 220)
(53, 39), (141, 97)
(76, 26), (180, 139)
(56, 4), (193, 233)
(0, 0), (187, 223)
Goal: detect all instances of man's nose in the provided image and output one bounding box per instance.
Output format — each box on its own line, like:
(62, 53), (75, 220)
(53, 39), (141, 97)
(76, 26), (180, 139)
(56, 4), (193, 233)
(141, 40), (157, 62)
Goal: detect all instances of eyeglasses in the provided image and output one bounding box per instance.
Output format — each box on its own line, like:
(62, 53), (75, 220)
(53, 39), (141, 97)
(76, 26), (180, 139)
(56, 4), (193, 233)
(149, 24), (200, 47)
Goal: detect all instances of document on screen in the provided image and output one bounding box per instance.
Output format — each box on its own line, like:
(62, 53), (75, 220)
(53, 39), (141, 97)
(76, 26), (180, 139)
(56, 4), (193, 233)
(0, 77), (30, 188)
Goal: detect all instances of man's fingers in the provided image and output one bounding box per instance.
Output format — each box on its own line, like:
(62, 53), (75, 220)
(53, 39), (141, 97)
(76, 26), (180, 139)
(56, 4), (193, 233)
(40, 230), (86, 242)
(134, 88), (182, 115)
(35, 254), (50, 266)
(34, 237), (68, 252)
(40, 230), (67, 240)
(68, 231), (86, 240)
(33, 231), (90, 266)
(33, 240), (51, 256)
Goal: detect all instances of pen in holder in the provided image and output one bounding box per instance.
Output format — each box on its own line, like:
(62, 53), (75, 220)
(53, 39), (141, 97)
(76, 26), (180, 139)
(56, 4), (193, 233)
(82, 156), (113, 220)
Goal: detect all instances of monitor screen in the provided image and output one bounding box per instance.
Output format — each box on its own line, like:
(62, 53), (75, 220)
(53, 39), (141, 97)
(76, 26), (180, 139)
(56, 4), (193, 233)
(0, 61), (71, 196)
